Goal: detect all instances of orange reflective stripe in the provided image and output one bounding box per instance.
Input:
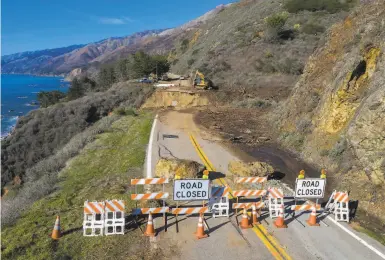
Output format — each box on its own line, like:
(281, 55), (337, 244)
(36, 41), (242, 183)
(89, 202), (101, 214)
(105, 202), (115, 212)
(112, 200), (124, 211)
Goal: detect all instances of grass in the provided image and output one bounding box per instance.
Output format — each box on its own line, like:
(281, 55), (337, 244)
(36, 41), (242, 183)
(1, 112), (161, 260)
(351, 222), (385, 246)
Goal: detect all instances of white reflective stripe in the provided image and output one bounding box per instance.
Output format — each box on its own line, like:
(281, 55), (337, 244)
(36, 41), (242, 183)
(85, 201), (105, 214)
(268, 188), (284, 198)
(105, 200), (124, 212)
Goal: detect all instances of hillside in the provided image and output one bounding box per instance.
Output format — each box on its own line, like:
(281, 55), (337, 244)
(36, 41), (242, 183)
(1, 30), (164, 75)
(1, 4), (228, 76)
(272, 0), (385, 229)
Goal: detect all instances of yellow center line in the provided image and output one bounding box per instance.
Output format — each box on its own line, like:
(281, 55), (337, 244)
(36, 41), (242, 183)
(189, 133), (292, 260)
(252, 225), (284, 260)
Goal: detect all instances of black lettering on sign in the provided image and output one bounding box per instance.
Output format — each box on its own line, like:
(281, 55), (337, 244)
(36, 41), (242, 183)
(181, 183), (185, 189)
(198, 182), (202, 188)
(315, 181), (319, 187)
(202, 191), (207, 197)
(187, 191), (191, 197)
(176, 191), (181, 198)
(186, 183), (191, 189)
(196, 191), (201, 197)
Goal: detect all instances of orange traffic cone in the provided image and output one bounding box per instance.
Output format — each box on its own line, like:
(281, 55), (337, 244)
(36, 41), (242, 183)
(194, 213), (208, 239)
(51, 215), (61, 240)
(307, 206), (320, 226)
(274, 205), (287, 228)
(239, 208), (252, 229)
(144, 212), (156, 237)
(252, 204), (260, 225)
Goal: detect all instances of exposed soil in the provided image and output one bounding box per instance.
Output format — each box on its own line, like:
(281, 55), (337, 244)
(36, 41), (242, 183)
(193, 106), (385, 242)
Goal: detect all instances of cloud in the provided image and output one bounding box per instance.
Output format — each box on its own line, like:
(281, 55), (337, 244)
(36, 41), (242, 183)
(98, 16), (133, 25)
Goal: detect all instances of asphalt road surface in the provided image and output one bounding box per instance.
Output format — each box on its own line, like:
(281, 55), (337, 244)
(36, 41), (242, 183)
(146, 111), (385, 260)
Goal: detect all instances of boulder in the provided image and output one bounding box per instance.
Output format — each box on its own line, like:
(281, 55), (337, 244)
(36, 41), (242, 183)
(228, 160), (274, 177)
(155, 158), (205, 179)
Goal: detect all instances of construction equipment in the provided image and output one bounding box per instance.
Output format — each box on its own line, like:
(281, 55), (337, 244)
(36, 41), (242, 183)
(192, 70), (213, 90)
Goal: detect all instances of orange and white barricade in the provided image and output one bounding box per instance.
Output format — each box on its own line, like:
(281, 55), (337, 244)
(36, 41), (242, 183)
(104, 200), (125, 235)
(131, 177), (170, 235)
(232, 201), (265, 209)
(334, 191), (349, 222)
(209, 185), (230, 218)
(83, 201), (105, 236)
(171, 207), (210, 215)
(324, 190), (350, 222)
(132, 207), (170, 215)
(291, 204), (321, 211)
(235, 177), (267, 184)
(268, 187), (284, 218)
(233, 177), (267, 217)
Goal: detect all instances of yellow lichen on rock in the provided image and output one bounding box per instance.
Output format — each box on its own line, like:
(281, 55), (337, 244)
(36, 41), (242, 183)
(228, 160), (274, 177)
(155, 158), (205, 179)
(319, 47), (381, 134)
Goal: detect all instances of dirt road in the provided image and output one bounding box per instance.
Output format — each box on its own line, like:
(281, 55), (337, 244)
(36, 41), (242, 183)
(145, 110), (385, 260)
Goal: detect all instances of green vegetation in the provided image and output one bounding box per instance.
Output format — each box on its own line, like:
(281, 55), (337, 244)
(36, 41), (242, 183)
(37, 91), (66, 108)
(1, 84), (152, 189)
(264, 11), (289, 30)
(284, 0), (352, 13)
(1, 113), (158, 259)
(264, 12), (290, 42)
(180, 39), (189, 52)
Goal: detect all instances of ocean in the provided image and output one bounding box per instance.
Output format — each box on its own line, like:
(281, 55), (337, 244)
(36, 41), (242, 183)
(1, 74), (69, 137)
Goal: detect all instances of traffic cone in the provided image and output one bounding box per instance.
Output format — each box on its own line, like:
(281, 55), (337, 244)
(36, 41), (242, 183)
(51, 215), (61, 240)
(274, 205), (287, 228)
(239, 208), (252, 229)
(252, 204), (260, 225)
(194, 213), (208, 239)
(144, 212), (156, 237)
(307, 206), (320, 226)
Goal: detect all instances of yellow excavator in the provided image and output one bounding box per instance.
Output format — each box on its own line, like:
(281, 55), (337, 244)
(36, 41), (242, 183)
(193, 70), (214, 90)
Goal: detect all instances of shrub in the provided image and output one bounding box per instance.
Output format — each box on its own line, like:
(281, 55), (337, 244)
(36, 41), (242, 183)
(192, 49), (200, 55)
(37, 91), (66, 108)
(187, 59), (195, 66)
(329, 137), (347, 161)
(285, 0), (349, 13)
(1, 84), (152, 187)
(264, 12), (289, 30)
(232, 98), (275, 109)
(302, 23), (325, 35)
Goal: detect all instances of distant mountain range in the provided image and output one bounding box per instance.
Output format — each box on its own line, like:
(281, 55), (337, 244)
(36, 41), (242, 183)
(1, 4), (227, 76)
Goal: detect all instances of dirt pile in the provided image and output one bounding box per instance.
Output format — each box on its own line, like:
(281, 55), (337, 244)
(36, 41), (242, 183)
(141, 90), (209, 109)
(228, 160), (274, 177)
(155, 158), (205, 179)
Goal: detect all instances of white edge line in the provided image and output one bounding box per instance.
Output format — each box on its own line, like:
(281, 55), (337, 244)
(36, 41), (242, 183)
(282, 183), (385, 259)
(146, 114), (158, 179)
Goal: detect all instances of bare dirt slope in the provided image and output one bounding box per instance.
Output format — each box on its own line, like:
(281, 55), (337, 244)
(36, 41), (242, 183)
(270, 0), (385, 231)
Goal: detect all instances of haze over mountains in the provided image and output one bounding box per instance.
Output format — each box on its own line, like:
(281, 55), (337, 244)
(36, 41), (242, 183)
(1, 4), (228, 75)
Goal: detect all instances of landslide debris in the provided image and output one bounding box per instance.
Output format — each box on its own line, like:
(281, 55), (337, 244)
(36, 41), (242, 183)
(228, 160), (274, 177)
(155, 158), (205, 179)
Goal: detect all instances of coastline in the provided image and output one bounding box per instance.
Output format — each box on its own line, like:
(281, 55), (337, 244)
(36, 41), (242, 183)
(1, 74), (68, 138)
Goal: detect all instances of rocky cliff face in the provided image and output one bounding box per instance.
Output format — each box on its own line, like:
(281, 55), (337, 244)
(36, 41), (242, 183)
(274, 0), (385, 223)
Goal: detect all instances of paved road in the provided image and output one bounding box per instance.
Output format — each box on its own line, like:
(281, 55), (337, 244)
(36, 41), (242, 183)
(147, 111), (385, 260)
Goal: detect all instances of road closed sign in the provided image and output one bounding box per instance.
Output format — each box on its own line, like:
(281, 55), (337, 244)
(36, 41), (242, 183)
(295, 178), (326, 198)
(173, 179), (210, 201)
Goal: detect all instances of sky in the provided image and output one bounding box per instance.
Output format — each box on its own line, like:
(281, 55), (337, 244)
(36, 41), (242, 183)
(1, 0), (234, 56)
